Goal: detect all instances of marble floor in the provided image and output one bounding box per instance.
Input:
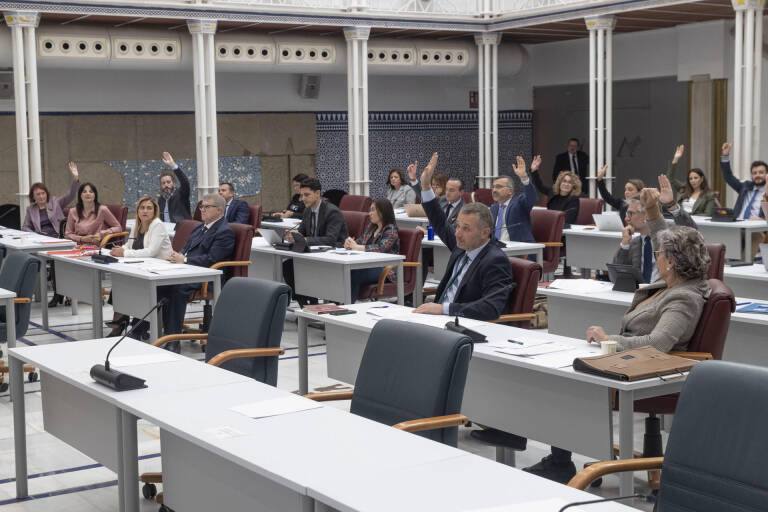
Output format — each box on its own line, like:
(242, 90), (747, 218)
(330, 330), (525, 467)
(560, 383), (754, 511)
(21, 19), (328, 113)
(0, 296), (662, 511)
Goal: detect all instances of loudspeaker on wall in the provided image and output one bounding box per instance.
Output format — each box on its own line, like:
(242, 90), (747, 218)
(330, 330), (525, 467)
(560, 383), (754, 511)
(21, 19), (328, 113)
(298, 74), (320, 99)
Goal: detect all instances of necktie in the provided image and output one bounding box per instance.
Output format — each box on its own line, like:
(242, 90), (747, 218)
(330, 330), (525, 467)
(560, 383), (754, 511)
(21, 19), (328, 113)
(742, 189), (760, 219)
(225, 203), (230, 220)
(642, 235), (653, 283)
(571, 154), (577, 173)
(309, 212), (318, 236)
(163, 198), (170, 223)
(494, 204), (506, 240)
(444, 202), (452, 219)
(438, 254), (469, 304)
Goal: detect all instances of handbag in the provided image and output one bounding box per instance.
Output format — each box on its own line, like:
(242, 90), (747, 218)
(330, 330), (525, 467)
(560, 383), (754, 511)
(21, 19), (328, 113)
(573, 346), (695, 382)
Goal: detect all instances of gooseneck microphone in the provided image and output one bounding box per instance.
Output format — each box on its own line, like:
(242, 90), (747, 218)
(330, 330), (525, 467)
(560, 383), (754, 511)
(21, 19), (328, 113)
(444, 284), (514, 343)
(90, 297), (169, 391)
(558, 494), (647, 511)
(91, 237), (134, 264)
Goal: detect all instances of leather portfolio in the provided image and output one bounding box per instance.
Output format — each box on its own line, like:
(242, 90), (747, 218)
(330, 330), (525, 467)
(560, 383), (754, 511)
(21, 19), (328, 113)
(573, 346), (696, 382)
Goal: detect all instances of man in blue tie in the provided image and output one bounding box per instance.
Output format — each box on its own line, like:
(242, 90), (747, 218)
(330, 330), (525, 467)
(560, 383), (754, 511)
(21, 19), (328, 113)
(413, 152), (515, 321)
(489, 156), (538, 245)
(720, 142), (767, 221)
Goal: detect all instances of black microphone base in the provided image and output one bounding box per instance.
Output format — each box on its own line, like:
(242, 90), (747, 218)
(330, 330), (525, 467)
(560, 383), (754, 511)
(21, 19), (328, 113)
(92, 254), (118, 264)
(90, 364), (147, 391)
(445, 321), (487, 343)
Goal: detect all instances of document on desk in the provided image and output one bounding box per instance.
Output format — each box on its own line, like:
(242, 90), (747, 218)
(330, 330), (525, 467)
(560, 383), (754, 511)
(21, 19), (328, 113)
(496, 342), (572, 358)
(231, 394), (322, 419)
(547, 279), (613, 294)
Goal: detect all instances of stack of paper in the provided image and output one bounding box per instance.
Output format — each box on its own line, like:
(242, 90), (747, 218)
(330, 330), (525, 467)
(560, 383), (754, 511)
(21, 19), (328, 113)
(547, 279), (613, 294)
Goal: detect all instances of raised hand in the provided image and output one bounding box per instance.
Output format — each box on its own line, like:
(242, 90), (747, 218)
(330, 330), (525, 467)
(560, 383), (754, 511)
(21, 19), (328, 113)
(68, 161), (79, 180)
(658, 174), (675, 205)
(511, 156), (527, 178)
(640, 187), (660, 211)
(406, 160), (418, 182)
(597, 164), (608, 181)
(530, 155), (542, 173)
(721, 142), (732, 157)
(162, 151), (176, 168)
(672, 144), (685, 164)
(421, 152), (438, 191)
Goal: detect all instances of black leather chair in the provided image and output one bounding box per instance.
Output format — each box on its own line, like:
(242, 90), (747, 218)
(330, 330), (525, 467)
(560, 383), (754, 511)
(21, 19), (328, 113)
(306, 319), (472, 447)
(0, 252), (42, 389)
(570, 360), (768, 512)
(140, 277), (291, 500)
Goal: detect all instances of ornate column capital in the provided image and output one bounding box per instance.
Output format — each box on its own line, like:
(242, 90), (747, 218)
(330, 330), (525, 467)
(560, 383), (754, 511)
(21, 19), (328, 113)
(4, 11), (40, 28)
(344, 26), (371, 41)
(187, 19), (217, 34)
(585, 15), (617, 31)
(731, 0), (764, 11)
(474, 32), (502, 46)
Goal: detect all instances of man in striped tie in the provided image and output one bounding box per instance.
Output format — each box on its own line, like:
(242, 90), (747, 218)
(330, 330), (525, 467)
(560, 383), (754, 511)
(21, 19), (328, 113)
(413, 152), (515, 321)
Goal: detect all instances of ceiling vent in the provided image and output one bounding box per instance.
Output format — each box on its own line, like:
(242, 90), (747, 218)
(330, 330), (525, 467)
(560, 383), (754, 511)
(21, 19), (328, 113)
(111, 36), (180, 62)
(277, 44), (335, 65)
(38, 34), (109, 60)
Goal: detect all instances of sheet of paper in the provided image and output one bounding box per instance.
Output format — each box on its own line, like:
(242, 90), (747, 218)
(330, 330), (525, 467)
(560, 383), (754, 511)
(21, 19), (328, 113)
(110, 353), (180, 367)
(231, 395), (322, 419)
(486, 338), (554, 350)
(547, 279), (613, 294)
(496, 342), (573, 358)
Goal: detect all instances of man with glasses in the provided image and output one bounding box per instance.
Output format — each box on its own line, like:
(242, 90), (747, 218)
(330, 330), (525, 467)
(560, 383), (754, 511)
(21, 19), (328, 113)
(613, 175), (696, 283)
(158, 193), (235, 351)
(489, 156), (538, 246)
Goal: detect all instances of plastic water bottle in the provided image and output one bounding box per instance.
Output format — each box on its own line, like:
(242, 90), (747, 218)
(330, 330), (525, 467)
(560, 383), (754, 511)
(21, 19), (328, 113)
(427, 226), (434, 240)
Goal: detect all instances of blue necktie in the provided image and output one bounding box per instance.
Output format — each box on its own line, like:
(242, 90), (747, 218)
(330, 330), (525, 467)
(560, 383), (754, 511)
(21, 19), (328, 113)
(642, 235), (653, 283)
(438, 254), (469, 304)
(742, 189), (760, 220)
(494, 204), (506, 239)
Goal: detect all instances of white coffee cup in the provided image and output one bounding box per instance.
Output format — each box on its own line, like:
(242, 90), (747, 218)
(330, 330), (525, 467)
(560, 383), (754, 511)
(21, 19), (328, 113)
(600, 340), (618, 354)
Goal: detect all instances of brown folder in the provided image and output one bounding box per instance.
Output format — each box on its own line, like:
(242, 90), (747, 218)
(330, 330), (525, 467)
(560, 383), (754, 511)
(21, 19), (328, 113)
(573, 346), (696, 382)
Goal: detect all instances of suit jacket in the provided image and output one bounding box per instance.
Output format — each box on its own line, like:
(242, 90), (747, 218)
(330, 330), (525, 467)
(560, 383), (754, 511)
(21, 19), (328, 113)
(22, 178), (79, 235)
(124, 218), (173, 259)
(409, 180), (422, 197)
(298, 201), (349, 247)
(158, 166), (192, 223)
(442, 198), (465, 227)
(613, 209), (696, 273)
(553, 151), (589, 184)
(721, 158), (766, 219)
(225, 198), (250, 224)
(182, 217), (235, 269)
(423, 195), (515, 320)
(489, 180), (538, 243)
(666, 161), (717, 216)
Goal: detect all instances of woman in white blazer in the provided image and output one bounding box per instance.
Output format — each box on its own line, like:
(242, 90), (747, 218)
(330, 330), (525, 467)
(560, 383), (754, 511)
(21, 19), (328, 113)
(106, 195), (172, 336)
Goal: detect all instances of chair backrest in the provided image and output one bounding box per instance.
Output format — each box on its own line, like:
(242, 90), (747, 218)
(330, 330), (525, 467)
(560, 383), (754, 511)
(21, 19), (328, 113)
(193, 200), (203, 221)
(576, 198), (604, 225)
(351, 319), (472, 447)
(205, 278), (291, 386)
(248, 204), (262, 229)
(0, 252), (40, 338)
(229, 223), (255, 278)
(171, 219), (202, 252)
(0, 204), (21, 229)
(530, 209), (566, 273)
(506, 257), (542, 328)
(322, 189), (347, 207)
(339, 194), (373, 213)
(658, 360), (768, 511)
(398, 227), (424, 292)
(473, 188), (493, 205)
(341, 211), (370, 240)
(461, 191), (473, 204)
(705, 243), (725, 280)
(105, 204), (128, 231)
(684, 278), (735, 360)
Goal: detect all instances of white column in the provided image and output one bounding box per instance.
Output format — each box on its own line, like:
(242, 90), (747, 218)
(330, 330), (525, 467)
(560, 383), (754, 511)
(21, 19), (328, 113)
(344, 27), (370, 196)
(585, 16), (616, 199)
(731, 0), (764, 179)
(188, 20), (218, 200)
(474, 33), (501, 188)
(4, 11), (40, 210)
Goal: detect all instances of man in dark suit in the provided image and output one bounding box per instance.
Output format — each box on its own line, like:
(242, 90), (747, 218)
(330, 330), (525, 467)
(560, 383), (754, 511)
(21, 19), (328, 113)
(720, 142), (766, 220)
(443, 177), (465, 227)
(413, 152), (515, 321)
(552, 138), (589, 185)
(489, 157), (538, 248)
(283, 178), (349, 306)
(157, 151), (192, 223)
(160, 193), (234, 352)
(218, 182), (250, 224)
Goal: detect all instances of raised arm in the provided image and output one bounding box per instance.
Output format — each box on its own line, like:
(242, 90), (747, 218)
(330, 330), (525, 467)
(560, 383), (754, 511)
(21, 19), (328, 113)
(56, 162), (80, 208)
(720, 142), (743, 192)
(529, 155), (552, 197)
(512, 156), (537, 210)
(419, 152), (457, 250)
(596, 165), (623, 210)
(666, 145), (686, 192)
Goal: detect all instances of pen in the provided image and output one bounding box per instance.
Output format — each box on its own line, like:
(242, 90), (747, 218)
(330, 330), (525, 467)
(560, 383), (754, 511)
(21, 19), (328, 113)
(123, 260), (144, 264)
(370, 305), (389, 309)
(507, 339), (524, 345)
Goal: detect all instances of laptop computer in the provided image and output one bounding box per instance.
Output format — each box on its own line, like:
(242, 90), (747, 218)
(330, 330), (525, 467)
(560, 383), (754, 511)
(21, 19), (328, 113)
(258, 228), (283, 246)
(404, 204), (426, 217)
(593, 212), (624, 231)
(606, 263), (645, 292)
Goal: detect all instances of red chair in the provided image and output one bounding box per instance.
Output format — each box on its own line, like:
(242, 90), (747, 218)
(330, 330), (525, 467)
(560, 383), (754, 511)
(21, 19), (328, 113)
(489, 257), (542, 328)
(342, 211), (370, 240)
(462, 191), (473, 204)
(530, 209), (565, 275)
(576, 198), (603, 226)
(100, 205), (129, 248)
(193, 200), (203, 222)
(705, 243), (725, 280)
(171, 220), (202, 252)
(356, 228), (423, 302)
(248, 204), (262, 230)
(339, 194), (372, 213)
(473, 188), (493, 205)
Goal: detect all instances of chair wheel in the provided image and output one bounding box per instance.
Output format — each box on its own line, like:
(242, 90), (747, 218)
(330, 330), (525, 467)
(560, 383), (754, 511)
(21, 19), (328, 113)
(159, 505), (173, 512)
(590, 477), (603, 488)
(28, 372), (38, 382)
(142, 483), (157, 499)
(0, 382), (8, 393)
(201, 344), (206, 353)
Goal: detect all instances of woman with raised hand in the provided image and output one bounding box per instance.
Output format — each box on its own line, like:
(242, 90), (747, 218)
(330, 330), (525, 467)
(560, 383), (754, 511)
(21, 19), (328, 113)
(386, 168), (416, 208)
(666, 144), (717, 215)
(596, 164), (645, 222)
(530, 155), (581, 225)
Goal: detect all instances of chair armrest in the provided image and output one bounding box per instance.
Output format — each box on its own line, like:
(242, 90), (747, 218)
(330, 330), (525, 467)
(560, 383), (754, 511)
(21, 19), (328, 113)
(541, 241), (564, 247)
(423, 287), (437, 296)
(488, 313), (536, 324)
(403, 262), (421, 267)
(152, 333), (208, 347)
(375, 262), (421, 294)
(393, 414), (468, 433)
(567, 457), (664, 490)
(304, 390), (355, 402)
(13, 298), (31, 304)
(201, 261), (252, 295)
(207, 347), (285, 367)
(100, 231), (130, 248)
(668, 351), (713, 361)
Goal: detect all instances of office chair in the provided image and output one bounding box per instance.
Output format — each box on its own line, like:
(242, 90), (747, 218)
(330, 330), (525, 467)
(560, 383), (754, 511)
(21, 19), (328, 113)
(356, 227), (422, 302)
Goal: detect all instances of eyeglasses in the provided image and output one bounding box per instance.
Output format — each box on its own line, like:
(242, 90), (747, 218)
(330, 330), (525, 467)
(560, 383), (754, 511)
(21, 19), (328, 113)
(492, 184), (510, 190)
(200, 204), (218, 210)
(626, 210), (641, 217)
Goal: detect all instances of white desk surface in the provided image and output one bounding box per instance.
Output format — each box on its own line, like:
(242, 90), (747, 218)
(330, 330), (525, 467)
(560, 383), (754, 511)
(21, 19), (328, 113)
(43, 253), (222, 281)
(250, 243), (404, 264)
(691, 216), (768, 229)
(295, 301), (682, 393)
(422, 235), (545, 252)
(564, 226), (628, 239)
(0, 228), (76, 250)
(0, 287), (16, 300)
(394, 213), (429, 224)
(261, 218), (301, 230)
(723, 263), (768, 281)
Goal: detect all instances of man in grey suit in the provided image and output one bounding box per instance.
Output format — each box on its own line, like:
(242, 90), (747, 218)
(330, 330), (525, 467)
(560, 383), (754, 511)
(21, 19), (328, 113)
(613, 175), (697, 283)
